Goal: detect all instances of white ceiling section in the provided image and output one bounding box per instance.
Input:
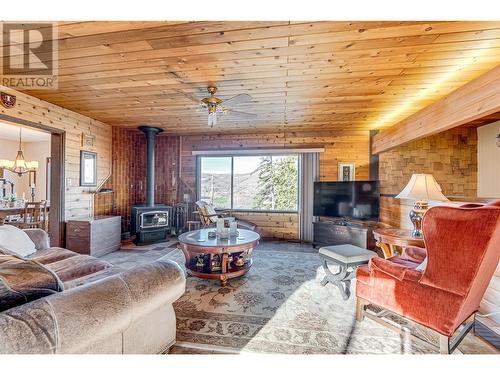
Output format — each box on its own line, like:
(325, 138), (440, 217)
(0, 122), (51, 142)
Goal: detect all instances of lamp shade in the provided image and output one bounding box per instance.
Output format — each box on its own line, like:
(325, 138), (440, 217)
(396, 174), (448, 202)
(0, 160), (14, 168)
(25, 161), (39, 169)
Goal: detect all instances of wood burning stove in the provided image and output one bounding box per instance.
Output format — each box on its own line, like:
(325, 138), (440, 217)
(140, 210), (169, 229)
(131, 126), (172, 245)
(131, 205), (172, 245)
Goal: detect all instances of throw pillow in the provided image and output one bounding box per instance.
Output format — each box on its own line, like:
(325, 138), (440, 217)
(415, 257), (428, 272)
(0, 225), (36, 257)
(0, 254), (64, 312)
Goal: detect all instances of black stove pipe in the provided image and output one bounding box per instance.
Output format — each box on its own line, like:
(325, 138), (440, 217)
(138, 126), (163, 207)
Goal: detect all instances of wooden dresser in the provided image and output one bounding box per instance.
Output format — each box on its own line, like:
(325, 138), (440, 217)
(66, 216), (121, 257)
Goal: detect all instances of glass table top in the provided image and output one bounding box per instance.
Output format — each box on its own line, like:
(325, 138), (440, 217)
(178, 228), (260, 247)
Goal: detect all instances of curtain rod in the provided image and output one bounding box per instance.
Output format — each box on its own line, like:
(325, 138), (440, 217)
(192, 148), (325, 156)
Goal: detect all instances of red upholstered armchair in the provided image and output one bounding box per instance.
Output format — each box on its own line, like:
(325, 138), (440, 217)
(356, 201), (500, 353)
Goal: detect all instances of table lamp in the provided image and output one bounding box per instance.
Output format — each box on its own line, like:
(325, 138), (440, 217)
(396, 174), (448, 238)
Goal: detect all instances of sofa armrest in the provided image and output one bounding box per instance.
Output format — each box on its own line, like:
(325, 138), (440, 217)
(0, 257), (185, 354)
(23, 228), (50, 251)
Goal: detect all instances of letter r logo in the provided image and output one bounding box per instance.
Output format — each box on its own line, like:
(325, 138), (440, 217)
(2, 23), (54, 76)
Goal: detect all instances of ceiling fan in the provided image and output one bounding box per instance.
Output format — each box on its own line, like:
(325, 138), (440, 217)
(186, 86), (257, 127)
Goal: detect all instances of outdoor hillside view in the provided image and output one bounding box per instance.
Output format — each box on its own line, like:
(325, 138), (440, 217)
(199, 155), (299, 211)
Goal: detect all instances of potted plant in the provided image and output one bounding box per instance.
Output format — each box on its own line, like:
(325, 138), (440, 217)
(8, 193), (17, 208)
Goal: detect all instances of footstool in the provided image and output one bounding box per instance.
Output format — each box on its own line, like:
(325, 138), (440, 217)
(319, 244), (376, 300)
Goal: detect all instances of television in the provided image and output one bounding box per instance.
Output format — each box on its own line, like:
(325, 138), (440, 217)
(313, 181), (380, 220)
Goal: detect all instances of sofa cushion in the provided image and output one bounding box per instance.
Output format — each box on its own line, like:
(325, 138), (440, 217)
(0, 225), (36, 257)
(31, 247), (112, 287)
(0, 254), (64, 312)
(29, 247), (80, 264)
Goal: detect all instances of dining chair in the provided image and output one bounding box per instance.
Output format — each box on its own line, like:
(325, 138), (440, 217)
(22, 201), (48, 230)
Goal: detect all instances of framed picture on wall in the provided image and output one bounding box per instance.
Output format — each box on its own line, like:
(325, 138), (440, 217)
(338, 162), (355, 181)
(80, 150), (97, 187)
(81, 133), (96, 148)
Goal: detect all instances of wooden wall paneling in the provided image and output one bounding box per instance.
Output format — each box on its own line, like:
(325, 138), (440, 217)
(234, 212), (299, 240)
(109, 129), (371, 238)
(94, 191), (114, 216)
(378, 127), (478, 228)
(111, 128), (180, 232)
(379, 127), (478, 197)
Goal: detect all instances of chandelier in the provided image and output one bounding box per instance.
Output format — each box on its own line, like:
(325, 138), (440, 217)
(0, 128), (39, 176)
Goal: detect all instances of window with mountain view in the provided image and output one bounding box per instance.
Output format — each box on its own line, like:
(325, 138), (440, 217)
(198, 155), (299, 212)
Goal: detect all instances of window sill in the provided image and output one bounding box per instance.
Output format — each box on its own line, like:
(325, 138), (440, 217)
(216, 209), (298, 214)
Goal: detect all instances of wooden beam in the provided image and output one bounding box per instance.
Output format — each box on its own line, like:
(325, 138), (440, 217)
(372, 64), (500, 153)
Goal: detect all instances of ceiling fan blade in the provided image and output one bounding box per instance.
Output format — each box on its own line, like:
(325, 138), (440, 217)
(165, 69), (205, 104)
(195, 105), (206, 113)
(222, 93), (252, 107)
(173, 88), (201, 104)
(225, 109), (258, 119)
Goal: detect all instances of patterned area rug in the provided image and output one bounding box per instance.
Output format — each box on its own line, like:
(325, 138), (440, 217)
(165, 245), (494, 354)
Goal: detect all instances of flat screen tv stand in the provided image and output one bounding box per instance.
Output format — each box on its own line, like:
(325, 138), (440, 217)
(312, 219), (378, 250)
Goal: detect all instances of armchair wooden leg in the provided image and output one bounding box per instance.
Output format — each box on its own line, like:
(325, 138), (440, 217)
(356, 297), (368, 322)
(439, 335), (450, 354)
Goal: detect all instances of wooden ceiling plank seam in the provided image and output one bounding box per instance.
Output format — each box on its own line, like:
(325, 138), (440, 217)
(45, 36), (499, 71)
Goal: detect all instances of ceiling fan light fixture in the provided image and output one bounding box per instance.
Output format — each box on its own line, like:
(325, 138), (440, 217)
(196, 85), (255, 127)
(207, 102), (218, 126)
(208, 112), (217, 126)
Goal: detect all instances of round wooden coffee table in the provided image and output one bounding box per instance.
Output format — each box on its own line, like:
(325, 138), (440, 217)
(177, 228), (260, 285)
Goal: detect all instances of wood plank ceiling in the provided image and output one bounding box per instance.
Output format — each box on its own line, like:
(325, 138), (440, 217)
(12, 21), (500, 135)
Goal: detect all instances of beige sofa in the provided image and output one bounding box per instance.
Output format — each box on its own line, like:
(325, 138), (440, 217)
(0, 229), (186, 354)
